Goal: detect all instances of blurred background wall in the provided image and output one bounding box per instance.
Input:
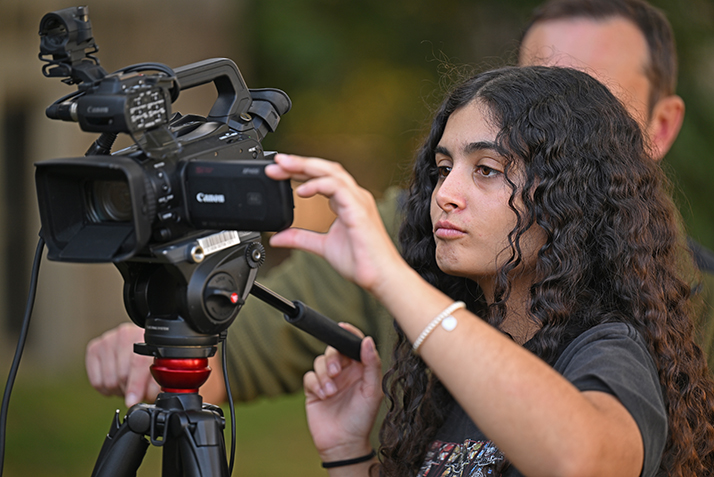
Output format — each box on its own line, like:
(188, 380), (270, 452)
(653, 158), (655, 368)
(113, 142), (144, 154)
(0, 0), (712, 475)
(0, 0), (248, 371)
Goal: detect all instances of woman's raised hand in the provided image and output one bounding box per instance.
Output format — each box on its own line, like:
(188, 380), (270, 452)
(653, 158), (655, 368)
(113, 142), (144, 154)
(303, 324), (383, 462)
(265, 154), (405, 295)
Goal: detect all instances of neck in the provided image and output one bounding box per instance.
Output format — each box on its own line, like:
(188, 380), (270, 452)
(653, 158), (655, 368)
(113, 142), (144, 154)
(479, 273), (540, 346)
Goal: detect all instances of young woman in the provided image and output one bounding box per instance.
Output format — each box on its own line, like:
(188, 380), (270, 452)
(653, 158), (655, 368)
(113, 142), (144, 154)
(265, 66), (714, 476)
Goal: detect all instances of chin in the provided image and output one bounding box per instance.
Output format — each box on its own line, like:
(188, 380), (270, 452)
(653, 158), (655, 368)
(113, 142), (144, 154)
(435, 259), (468, 278)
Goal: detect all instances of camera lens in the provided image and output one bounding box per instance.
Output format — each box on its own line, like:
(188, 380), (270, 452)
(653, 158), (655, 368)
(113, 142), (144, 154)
(87, 180), (132, 222)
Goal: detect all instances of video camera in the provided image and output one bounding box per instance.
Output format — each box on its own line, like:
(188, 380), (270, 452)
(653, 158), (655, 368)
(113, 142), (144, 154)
(22, 10), (362, 475)
(35, 5), (294, 265)
(34, 5), (299, 354)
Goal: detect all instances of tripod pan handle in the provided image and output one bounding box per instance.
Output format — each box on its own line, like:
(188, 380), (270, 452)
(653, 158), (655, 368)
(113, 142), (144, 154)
(285, 301), (362, 362)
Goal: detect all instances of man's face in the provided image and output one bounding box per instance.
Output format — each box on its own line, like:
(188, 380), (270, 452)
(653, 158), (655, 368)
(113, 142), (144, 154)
(519, 17), (652, 127)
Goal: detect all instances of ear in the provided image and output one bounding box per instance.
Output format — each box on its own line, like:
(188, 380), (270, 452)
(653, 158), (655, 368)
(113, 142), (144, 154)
(646, 94), (684, 161)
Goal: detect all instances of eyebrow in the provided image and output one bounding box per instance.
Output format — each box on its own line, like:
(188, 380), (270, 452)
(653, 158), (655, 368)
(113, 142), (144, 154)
(434, 141), (501, 157)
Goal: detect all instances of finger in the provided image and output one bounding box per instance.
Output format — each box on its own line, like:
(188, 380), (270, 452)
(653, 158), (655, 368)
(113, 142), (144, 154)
(112, 324), (144, 395)
(274, 154), (357, 185)
(304, 371), (327, 400)
(114, 332), (136, 393)
(124, 354), (155, 407)
(96, 338), (120, 396)
(264, 164), (312, 182)
(322, 323), (366, 376)
(269, 227), (326, 254)
(146, 378), (161, 402)
(312, 355), (338, 397)
(293, 176), (347, 203)
(85, 339), (107, 393)
(339, 322), (365, 339)
(322, 347), (346, 378)
(360, 337), (382, 399)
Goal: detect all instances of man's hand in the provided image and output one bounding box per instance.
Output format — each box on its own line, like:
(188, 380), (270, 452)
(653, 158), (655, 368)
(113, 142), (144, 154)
(86, 322), (230, 407)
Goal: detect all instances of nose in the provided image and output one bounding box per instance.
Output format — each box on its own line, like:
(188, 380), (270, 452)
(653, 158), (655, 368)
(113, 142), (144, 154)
(433, 167), (466, 211)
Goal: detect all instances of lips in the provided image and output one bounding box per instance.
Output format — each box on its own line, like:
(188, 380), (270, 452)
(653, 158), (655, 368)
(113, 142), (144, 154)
(433, 220), (466, 239)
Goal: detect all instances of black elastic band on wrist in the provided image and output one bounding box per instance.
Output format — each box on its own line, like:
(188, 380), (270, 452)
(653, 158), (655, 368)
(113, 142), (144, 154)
(321, 449), (376, 468)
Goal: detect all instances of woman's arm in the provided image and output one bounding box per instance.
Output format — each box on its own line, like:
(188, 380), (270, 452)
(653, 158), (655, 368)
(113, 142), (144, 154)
(267, 154), (644, 477)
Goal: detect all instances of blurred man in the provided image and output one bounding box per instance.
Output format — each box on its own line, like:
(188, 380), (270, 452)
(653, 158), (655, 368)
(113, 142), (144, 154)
(86, 0), (714, 407)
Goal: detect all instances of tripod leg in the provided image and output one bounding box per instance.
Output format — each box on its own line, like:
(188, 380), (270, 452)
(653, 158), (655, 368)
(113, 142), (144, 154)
(160, 406), (229, 477)
(91, 409), (149, 477)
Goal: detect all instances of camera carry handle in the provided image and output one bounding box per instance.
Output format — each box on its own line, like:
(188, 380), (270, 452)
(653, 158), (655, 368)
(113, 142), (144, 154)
(174, 58), (253, 124)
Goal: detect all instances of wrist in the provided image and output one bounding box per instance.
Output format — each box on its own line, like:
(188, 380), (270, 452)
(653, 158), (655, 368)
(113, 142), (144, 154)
(318, 441), (374, 465)
(322, 449), (376, 469)
(368, 256), (415, 303)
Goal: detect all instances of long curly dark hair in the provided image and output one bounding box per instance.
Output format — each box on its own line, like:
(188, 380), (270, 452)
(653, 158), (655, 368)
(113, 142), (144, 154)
(378, 66), (714, 476)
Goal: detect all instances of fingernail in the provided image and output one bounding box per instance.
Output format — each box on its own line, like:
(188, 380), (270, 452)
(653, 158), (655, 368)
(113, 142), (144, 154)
(126, 393), (139, 407)
(366, 337), (376, 353)
(328, 362), (340, 376)
(324, 381), (337, 395)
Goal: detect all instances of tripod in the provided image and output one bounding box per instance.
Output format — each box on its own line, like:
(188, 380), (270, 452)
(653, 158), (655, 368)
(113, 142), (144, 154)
(88, 232), (362, 476)
(91, 357), (229, 477)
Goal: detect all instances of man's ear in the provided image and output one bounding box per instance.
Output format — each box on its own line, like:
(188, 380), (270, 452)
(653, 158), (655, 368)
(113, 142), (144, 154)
(647, 94), (685, 161)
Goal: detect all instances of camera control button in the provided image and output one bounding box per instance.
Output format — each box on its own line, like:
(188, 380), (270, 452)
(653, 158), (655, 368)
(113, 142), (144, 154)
(156, 171), (172, 193)
(157, 194), (175, 205)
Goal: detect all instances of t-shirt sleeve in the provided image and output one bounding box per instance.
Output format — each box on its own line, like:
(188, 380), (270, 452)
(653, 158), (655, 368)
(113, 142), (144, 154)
(553, 323), (667, 477)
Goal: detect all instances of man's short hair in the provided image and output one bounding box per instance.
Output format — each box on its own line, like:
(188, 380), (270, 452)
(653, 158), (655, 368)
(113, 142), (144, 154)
(521, 0), (677, 111)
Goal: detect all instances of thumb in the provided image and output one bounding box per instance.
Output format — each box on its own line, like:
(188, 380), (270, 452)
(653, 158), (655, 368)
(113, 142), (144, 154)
(360, 337), (382, 398)
(269, 227), (326, 255)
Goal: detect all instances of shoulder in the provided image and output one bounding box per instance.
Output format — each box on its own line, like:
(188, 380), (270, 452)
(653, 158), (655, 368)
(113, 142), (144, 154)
(557, 322), (646, 358)
(554, 322), (667, 477)
(554, 322), (656, 384)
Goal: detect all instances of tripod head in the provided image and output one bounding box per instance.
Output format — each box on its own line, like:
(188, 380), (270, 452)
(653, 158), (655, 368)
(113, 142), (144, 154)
(117, 230), (264, 362)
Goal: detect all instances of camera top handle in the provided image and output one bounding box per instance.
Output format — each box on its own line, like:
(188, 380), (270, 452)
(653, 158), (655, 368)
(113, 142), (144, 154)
(174, 58), (252, 124)
(174, 58), (292, 141)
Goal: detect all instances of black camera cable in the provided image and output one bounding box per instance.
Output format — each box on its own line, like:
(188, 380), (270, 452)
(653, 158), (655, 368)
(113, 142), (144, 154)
(0, 237), (45, 477)
(220, 333), (237, 476)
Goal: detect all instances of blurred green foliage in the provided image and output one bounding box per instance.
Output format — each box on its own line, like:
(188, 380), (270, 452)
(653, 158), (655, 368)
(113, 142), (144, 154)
(244, 0), (714, 250)
(2, 367), (320, 476)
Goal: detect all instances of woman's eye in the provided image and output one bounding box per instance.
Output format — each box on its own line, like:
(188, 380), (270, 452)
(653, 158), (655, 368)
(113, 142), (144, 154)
(476, 165), (499, 178)
(437, 165), (451, 179)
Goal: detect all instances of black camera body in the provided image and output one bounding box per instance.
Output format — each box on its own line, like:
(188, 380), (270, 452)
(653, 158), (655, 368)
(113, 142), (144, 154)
(35, 117), (294, 263)
(35, 6), (296, 350)
(36, 6), (294, 264)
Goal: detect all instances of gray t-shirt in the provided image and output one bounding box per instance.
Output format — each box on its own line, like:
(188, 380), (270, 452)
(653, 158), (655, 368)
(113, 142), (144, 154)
(417, 322), (667, 476)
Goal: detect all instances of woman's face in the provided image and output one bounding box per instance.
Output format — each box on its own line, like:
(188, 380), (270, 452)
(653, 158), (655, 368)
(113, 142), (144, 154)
(430, 100), (544, 295)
